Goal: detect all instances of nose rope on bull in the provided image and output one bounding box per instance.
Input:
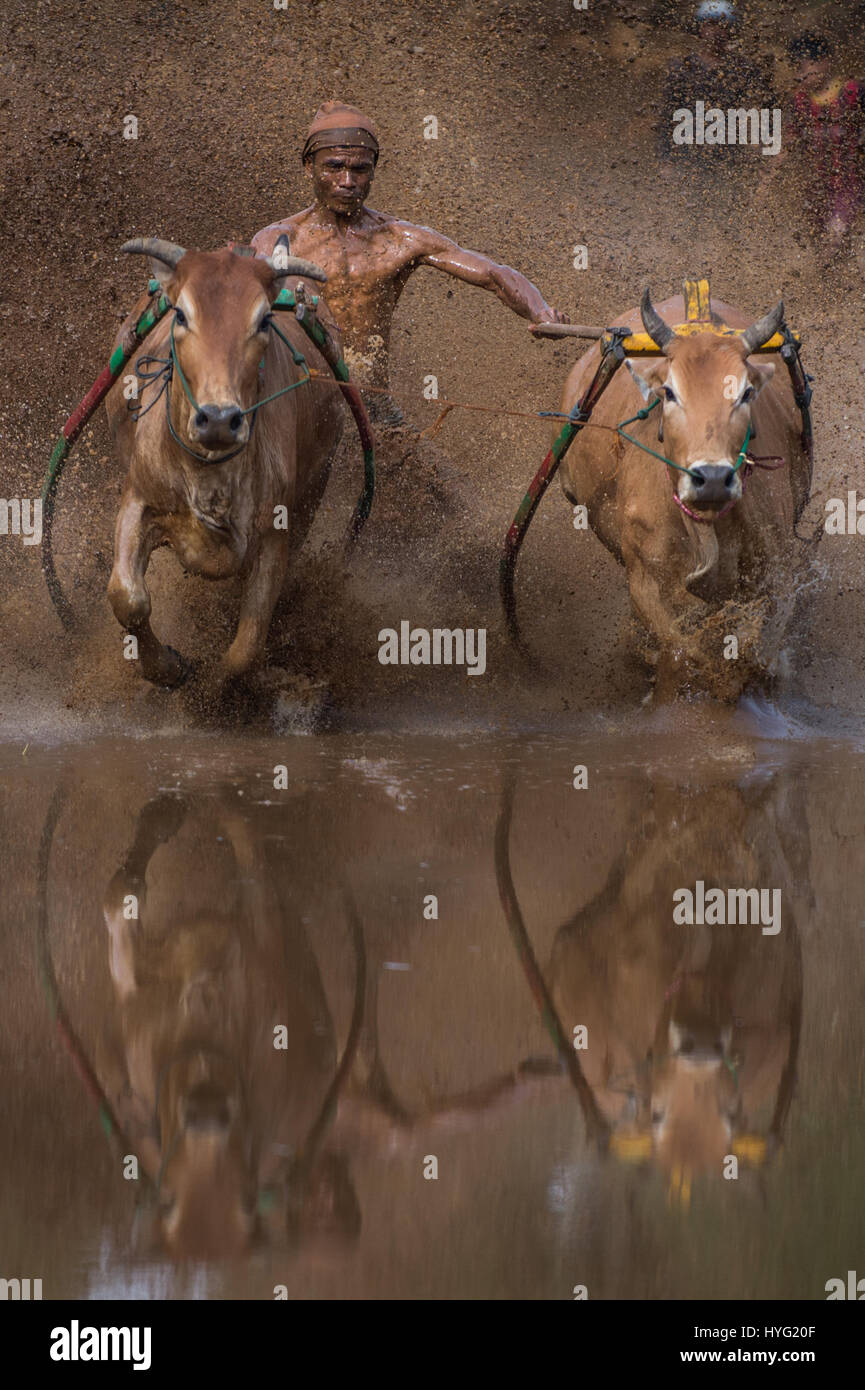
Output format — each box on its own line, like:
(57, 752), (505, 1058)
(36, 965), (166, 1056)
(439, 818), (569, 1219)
(616, 399), (768, 525)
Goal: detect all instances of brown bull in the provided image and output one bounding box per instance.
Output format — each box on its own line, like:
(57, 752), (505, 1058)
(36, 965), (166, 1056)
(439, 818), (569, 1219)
(559, 290), (811, 699)
(105, 238), (344, 687)
(547, 777), (804, 1201)
(100, 792), (360, 1258)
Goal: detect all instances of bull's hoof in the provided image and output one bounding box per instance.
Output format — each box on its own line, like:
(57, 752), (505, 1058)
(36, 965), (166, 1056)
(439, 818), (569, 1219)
(149, 646), (192, 689)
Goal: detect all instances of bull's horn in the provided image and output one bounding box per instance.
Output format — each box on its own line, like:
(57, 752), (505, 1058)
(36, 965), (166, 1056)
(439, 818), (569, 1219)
(265, 253), (328, 284)
(640, 287), (675, 349)
(741, 300), (785, 355)
(121, 237), (187, 268)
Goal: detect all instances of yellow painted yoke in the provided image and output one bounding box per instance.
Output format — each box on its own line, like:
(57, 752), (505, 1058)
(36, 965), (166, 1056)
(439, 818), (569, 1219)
(610, 278), (799, 357)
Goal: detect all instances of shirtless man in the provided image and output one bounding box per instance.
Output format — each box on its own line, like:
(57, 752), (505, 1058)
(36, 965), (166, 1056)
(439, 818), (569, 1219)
(251, 101), (568, 421)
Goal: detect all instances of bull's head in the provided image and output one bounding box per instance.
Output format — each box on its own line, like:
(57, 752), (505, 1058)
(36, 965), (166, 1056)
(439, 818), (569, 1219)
(122, 237), (326, 456)
(149, 1045), (361, 1257)
(649, 1017), (741, 1181)
(154, 1046), (257, 1258)
(610, 1007), (768, 1203)
(626, 290), (784, 517)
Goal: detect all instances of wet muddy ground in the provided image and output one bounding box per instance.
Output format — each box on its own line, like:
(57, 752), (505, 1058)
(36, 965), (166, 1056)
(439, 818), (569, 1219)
(2, 0), (865, 1303)
(2, 717), (864, 1298)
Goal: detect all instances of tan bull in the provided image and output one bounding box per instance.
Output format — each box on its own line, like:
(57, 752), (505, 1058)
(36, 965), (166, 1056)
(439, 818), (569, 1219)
(100, 791), (361, 1258)
(105, 238), (344, 687)
(547, 776), (804, 1201)
(559, 290), (812, 699)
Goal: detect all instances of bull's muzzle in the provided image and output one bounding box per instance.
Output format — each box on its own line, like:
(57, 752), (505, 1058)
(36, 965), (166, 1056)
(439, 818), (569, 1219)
(190, 403), (248, 451)
(679, 461), (741, 510)
(182, 1082), (234, 1133)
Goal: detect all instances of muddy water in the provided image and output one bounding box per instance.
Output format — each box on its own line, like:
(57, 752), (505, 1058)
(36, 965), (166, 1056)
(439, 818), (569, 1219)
(2, 713), (863, 1300)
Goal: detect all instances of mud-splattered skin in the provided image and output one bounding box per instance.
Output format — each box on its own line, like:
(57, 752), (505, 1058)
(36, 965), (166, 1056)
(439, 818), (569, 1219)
(252, 149), (567, 388)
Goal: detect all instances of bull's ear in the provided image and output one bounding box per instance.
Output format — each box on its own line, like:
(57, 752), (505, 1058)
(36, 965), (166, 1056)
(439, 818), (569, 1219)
(746, 361), (775, 395)
(625, 357), (669, 402)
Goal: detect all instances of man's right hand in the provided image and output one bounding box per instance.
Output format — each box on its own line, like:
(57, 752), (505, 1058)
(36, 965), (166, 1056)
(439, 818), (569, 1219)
(537, 305), (570, 325)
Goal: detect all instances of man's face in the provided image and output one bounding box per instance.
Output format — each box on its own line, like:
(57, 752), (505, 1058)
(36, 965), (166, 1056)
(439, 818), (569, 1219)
(796, 56), (833, 94)
(307, 148), (375, 216)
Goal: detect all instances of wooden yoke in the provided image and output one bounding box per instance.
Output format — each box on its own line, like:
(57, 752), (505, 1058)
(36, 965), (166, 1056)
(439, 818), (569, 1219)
(531, 279), (799, 356)
(613, 278), (797, 356)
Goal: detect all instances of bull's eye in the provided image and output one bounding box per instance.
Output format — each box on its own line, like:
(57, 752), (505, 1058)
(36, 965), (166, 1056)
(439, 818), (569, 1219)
(257, 314), (272, 335)
(651, 1108), (665, 1125)
(663, 386), (677, 403)
(174, 307), (187, 329)
(740, 386), (755, 404)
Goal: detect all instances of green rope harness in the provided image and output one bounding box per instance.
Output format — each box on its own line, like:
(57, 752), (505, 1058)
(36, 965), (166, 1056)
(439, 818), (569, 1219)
(169, 313), (310, 416)
(616, 398), (753, 479)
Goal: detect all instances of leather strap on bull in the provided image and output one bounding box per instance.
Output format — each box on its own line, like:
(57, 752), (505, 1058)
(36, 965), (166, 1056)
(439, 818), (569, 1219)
(40, 267), (376, 630)
(501, 278), (814, 654)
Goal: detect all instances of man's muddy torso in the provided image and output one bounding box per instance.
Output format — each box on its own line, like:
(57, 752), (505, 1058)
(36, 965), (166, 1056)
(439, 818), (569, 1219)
(253, 205), (438, 388)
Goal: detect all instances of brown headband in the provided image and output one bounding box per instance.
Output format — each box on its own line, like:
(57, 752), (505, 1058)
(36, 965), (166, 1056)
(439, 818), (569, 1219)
(302, 128), (380, 163)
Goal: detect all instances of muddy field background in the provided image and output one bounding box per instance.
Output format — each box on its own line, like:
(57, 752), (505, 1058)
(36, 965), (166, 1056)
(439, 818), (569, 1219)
(2, 0), (865, 735)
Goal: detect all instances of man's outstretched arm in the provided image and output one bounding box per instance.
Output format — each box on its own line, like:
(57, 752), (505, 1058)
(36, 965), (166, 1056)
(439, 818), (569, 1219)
(411, 226), (569, 324)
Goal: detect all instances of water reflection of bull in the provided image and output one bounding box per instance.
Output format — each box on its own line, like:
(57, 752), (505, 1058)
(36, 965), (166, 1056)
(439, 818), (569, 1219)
(496, 772), (804, 1203)
(97, 792), (363, 1259)
(41, 782), (557, 1265)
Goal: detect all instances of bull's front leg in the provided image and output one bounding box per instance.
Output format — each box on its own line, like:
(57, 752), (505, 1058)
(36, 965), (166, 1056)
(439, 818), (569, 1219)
(103, 792), (188, 1000)
(108, 487), (190, 688)
(621, 523), (709, 700)
(221, 530), (290, 680)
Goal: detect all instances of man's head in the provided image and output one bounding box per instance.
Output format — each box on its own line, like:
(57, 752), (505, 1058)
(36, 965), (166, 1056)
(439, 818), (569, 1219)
(302, 101), (378, 217)
(695, 0), (739, 56)
(789, 32), (834, 93)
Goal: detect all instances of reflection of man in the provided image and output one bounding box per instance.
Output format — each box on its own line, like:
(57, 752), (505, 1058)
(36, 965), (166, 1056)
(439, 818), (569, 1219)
(658, 1), (776, 166)
(252, 102), (567, 421)
(787, 32), (865, 255)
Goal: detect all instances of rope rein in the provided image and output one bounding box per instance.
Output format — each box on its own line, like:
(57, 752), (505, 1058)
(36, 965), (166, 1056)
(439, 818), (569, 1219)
(613, 398), (788, 524)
